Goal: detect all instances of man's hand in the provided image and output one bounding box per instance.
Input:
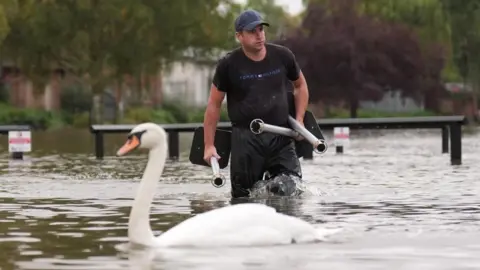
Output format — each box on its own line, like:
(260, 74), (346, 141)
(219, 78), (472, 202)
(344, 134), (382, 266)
(295, 116), (304, 127)
(293, 131), (304, 141)
(204, 145), (220, 165)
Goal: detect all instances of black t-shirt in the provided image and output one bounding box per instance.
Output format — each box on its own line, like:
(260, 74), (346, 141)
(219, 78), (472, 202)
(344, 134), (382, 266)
(212, 43), (300, 127)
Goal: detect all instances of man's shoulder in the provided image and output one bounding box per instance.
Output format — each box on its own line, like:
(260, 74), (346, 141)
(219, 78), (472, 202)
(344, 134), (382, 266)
(266, 43), (294, 55)
(216, 47), (243, 65)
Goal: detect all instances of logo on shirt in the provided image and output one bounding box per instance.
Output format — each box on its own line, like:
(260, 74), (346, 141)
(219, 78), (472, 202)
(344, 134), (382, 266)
(239, 68), (281, 80)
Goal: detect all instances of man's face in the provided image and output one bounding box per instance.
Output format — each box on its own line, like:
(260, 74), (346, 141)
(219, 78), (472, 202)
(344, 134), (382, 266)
(236, 25), (266, 52)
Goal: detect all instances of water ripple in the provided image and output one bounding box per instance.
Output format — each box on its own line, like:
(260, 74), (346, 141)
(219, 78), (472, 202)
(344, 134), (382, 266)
(0, 129), (478, 269)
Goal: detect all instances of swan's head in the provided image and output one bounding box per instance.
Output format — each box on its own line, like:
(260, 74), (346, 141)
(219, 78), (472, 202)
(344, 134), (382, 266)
(116, 122), (167, 156)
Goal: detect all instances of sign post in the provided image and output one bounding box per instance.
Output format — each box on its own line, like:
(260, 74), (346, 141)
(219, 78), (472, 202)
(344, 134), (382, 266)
(8, 130), (31, 160)
(333, 127), (350, 154)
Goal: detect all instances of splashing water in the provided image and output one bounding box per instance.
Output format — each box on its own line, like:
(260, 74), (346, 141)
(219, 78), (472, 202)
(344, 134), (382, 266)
(250, 173), (323, 198)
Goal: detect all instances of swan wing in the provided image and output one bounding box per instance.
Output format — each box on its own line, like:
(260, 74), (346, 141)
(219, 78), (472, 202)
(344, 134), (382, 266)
(154, 203), (327, 247)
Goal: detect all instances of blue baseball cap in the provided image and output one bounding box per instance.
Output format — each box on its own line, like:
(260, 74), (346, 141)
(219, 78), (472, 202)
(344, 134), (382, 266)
(234, 10), (270, 32)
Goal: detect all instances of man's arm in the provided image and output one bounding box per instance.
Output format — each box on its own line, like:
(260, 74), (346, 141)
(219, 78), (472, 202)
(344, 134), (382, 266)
(204, 56), (228, 148)
(204, 84), (225, 148)
(283, 47), (309, 123)
(292, 71), (309, 123)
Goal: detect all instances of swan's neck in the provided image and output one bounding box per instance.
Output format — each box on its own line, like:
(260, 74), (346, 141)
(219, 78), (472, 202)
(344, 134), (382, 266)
(128, 146), (166, 246)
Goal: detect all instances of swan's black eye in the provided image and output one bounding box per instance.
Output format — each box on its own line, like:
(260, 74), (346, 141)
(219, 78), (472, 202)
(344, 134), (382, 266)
(127, 130), (146, 140)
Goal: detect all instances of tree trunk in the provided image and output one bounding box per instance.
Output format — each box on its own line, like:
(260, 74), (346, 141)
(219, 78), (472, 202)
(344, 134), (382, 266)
(114, 78), (124, 122)
(349, 97), (359, 118)
(423, 90), (440, 112)
(91, 94), (103, 124)
(91, 81), (106, 124)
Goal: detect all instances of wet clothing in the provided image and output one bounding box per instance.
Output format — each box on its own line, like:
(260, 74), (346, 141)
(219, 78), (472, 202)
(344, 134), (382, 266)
(212, 43), (303, 198)
(229, 126), (302, 197)
(252, 173), (305, 197)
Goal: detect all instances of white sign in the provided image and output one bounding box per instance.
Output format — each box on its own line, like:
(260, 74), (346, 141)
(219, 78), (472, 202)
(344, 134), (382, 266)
(8, 131), (31, 153)
(333, 127), (350, 146)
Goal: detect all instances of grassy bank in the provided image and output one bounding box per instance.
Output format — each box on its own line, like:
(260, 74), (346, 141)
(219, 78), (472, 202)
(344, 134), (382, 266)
(324, 108), (438, 118)
(119, 103), (230, 125)
(0, 102), (447, 131)
(0, 103), (65, 130)
(121, 106), (439, 124)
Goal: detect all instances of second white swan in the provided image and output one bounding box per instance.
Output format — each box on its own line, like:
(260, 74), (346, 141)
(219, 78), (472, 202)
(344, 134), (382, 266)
(116, 122), (337, 248)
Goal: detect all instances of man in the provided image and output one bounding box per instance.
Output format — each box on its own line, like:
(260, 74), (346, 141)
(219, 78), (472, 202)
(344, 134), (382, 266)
(203, 9), (310, 198)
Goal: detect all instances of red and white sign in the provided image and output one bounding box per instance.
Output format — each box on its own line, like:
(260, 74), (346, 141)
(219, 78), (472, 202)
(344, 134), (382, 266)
(8, 131), (31, 152)
(334, 127), (350, 146)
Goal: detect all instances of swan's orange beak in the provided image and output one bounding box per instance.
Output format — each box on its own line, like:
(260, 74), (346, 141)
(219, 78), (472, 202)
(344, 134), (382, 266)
(116, 136), (140, 156)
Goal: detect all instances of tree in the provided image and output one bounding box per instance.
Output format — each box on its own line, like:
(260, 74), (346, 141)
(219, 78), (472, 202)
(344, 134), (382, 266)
(440, 0), (480, 88)
(0, 0), (238, 116)
(0, 1), (10, 45)
(276, 0), (445, 117)
(360, 0), (457, 78)
(242, 0), (298, 40)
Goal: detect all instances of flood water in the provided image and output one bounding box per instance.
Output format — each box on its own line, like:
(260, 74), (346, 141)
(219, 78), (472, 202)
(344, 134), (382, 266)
(0, 127), (479, 270)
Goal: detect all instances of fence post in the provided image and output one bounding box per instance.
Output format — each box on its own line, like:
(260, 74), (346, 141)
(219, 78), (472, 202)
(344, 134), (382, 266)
(449, 123), (461, 165)
(95, 132), (104, 159)
(441, 126), (449, 153)
(168, 131), (179, 160)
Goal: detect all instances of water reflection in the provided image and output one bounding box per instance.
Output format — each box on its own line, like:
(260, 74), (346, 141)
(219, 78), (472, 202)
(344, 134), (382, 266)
(0, 129), (478, 269)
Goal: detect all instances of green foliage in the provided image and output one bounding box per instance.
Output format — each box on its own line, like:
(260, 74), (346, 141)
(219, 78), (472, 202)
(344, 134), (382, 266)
(279, 0), (443, 117)
(71, 111), (90, 128)
(60, 83), (92, 114)
(122, 105), (229, 125)
(0, 102), (444, 131)
(0, 0), (238, 95)
(185, 106), (230, 123)
(440, 0), (480, 89)
(302, 0), (477, 85)
(0, 4), (10, 44)
(0, 82), (10, 103)
(356, 0), (460, 83)
(160, 101), (192, 123)
(122, 107), (176, 124)
(0, 0), (477, 123)
(0, 103), (64, 130)
(326, 108), (439, 118)
(58, 82), (93, 127)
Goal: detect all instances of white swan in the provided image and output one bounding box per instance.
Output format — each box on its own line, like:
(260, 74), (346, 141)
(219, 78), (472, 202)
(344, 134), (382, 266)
(116, 122), (337, 248)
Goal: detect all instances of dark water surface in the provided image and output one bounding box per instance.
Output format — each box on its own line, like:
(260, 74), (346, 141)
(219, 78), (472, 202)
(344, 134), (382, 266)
(0, 128), (478, 270)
